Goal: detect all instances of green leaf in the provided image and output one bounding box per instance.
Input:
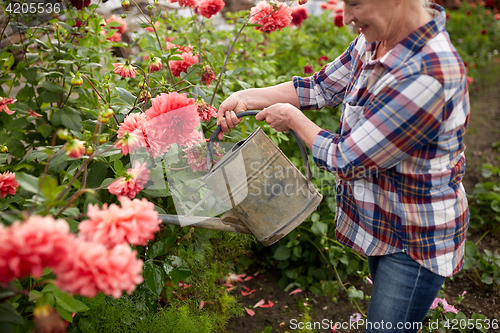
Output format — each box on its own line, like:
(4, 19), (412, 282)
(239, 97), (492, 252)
(144, 33), (160, 51)
(0, 302), (24, 325)
(40, 81), (66, 93)
(55, 304), (73, 322)
(311, 221), (328, 235)
(54, 292), (77, 313)
(147, 239), (167, 258)
(144, 260), (165, 296)
(273, 245), (291, 261)
(87, 162), (109, 188)
(26, 53), (39, 62)
(56, 60), (75, 65)
(163, 256), (192, 283)
(15, 172), (39, 194)
(116, 87), (136, 105)
(38, 124), (54, 138)
(347, 286), (364, 301)
(21, 67), (38, 85)
(491, 200), (500, 213)
(481, 273), (493, 284)
(114, 159), (125, 176)
(51, 109), (82, 131)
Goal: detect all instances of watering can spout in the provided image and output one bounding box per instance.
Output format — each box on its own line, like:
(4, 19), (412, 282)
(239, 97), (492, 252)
(159, 210), (252, 235)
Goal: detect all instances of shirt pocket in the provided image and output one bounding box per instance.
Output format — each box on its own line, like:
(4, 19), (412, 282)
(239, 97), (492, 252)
(341, 102), (365, 135)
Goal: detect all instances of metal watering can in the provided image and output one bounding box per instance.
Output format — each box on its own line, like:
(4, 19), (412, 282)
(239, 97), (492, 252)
(159, 111), (323, 246)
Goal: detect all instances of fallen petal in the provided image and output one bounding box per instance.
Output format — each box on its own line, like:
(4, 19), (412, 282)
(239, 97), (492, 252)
(253, 271), (260, 276)
(289, 288), (303, 296)
(279, 322), (285, 328)
(260, 300), (274, 308)
(245, 308), (255, 316)
(253, 299), (266, 308)
(243, 286), (251, 291)
(243, 276), (254, 281)
(241, 290), (252, 296)
(226, 286), (236, 292)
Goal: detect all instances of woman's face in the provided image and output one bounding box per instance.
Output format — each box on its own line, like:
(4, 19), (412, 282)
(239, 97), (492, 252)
(342, 0), (403, 44)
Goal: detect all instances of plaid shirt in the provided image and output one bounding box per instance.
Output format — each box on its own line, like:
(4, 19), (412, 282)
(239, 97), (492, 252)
(293, 4), (469, 277)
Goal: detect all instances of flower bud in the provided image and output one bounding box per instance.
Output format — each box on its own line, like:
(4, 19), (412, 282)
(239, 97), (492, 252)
(102, 108), (115, 118)
(99, 18), (106, 27)
(138, 82), (146, 89)
(120, 13), (127, 19)
(298, 0), (308, 4)
(121, 0), (130, 8)
(146, 4), (154, 10)
(71, 75), (83, 86)
(57, 129), (71, 141)
(99, 116), (109, 124)
(0, 145), (8, 153)
(99, 135), (108, 144)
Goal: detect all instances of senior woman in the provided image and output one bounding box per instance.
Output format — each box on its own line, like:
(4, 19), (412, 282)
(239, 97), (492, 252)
(217, 0), (469, 331)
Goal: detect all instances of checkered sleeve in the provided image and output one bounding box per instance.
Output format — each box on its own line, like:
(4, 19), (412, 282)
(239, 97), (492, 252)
(292, 37), (360, 110)
(313, 74), (445, 179)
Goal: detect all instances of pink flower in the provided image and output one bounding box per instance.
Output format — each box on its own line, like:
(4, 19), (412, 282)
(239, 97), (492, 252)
(201, 65), (216, 88)
(461, 290), (467, 297)
(298, 0), (308, 4)
(116, 112), (148, 155)
(106, 30), (122, 43)
(225, 273), (244, 284)
(197, 100), (217, 122)
(249, 1), (293, 33)
(182, 132), (223, 172)
(108, 161), (151, 198)
(0, 97), (16, 115)
(495, 13), (500, 20)
(145, 21), (160, 32)
(169, 0), (196, 8)
(150, 56), (163, 73)
(334, 14), (344, 28)
(80, 196), (160, 248)
(113, 62), (138, 78)
(106, 15), (127, 34)
(197, 0), (225, 19)
(54, 239), (143, 298)
(0, 216), (75, 283)
(65, 139), (85, 158)
(0, 171), (19, 198)
(144, 92), (200, 156)
(467, 76), (473, 85)
(169, 51), (199, 77)
(430, 298), (441, 310)
(365, 276), (373, 285)
(441, 298), (459, 314)
(350, 312), (363, 323)
(291, 6), (308, 27)
(304, 65), (313, 74)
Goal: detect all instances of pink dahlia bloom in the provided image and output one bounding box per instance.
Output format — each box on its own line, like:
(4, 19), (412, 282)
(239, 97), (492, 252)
(80, 196), (160, 248)
(183, 134), (224, 172)
(106, 30), (122, 43)
(0, 171), (19, 198)
(65, 139), (85, 158)
(54, 239), (143, 298)
(249, 1), (293, 33)
(108, 161), (150, 198)
(201, 65), (216, 88)
(169, 51), (199, 77)
(0, 97), (16, 115)
(170, 0), (197, 8)
(145, 21), (160, 32)
(197, 0), (225, 19)
(113, 62), (138, 78)
(116, 112), (148, 156)
(106, 15), (127, 34)
(291, 6), (308, 27)
(0, 216), (74, 283)
(150, 57), (163, 73)
(197, 100), (217, 122)
(144, 92), (200, 155)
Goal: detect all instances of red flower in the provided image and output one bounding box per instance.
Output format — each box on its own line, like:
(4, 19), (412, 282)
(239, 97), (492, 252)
(73, 19), (83, 28)
(467, 76), (473, 85)
(113, 62), (138, 78)
(54, 239), (143, 298)
(169, 0), (196, 8)
(318, 55), (328, 65)
(249, 1), (293, 33)
(481, 29), (487, 35)
(80, 196), (160, 248)
(106, 15), (127, 34)
(69, 0), (90, 10)
(0, 216), (75, 283)
(197, 0), (225, 19)
(0, 171), (19, 198)
(107, 161), (151, 198)
(145, 92), (200, 155)
(298, 0), (308, 4)
(201, 65), (216, 88)
(0, 97), (16, 115)
(334, 14), (344, 28)
(169, 51), (199, 77)
(304, 65), (313, 74)
(291, 6), (308, 27)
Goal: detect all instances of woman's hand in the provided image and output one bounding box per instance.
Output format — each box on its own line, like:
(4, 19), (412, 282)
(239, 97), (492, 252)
(217, 92), (248, 140)
(255, 103), (302, 132)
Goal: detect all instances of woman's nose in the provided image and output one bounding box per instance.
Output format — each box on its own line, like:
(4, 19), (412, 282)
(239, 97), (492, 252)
(342, 4), (355, 26)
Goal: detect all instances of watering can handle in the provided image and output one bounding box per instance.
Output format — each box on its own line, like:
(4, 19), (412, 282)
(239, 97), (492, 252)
(206, 110), (313, 185)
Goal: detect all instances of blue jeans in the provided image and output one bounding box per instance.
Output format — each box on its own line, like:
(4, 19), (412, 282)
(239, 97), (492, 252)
(365, 252), (445, 333)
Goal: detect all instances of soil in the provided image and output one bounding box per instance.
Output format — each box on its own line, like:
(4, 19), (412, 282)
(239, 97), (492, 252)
(226, 63), (500, 333)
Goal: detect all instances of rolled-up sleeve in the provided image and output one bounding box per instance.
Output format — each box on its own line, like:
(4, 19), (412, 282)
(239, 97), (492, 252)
(293, 37), (359, 110)
(312, 75), (445, 180)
